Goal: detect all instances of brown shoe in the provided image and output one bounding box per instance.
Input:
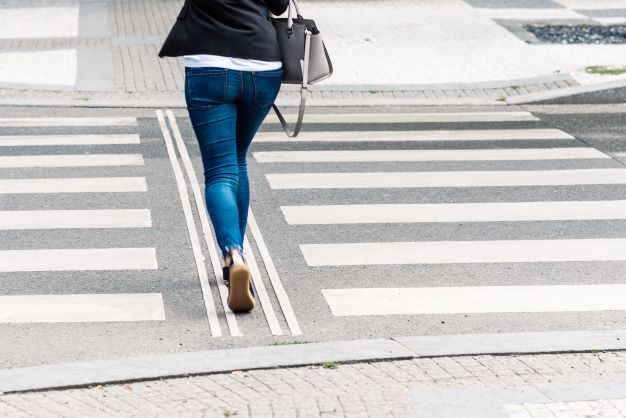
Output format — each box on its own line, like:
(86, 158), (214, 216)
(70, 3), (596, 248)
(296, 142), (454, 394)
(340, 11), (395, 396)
(226, 251), (255, 313)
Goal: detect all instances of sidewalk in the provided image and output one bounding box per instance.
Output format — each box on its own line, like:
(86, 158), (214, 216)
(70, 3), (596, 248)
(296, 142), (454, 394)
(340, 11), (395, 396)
(2, 350), (626, 417)
(1, 0), (626, 107)
(3, 331), (626, 417)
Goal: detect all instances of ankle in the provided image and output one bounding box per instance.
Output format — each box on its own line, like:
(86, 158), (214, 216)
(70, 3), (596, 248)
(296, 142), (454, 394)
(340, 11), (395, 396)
(230, 249), (244, 265)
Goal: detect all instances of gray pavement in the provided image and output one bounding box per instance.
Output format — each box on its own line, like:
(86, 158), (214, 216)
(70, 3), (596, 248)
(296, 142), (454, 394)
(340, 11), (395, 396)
(6, 0), (625, 107)
(4, 348), (626, 417)
(2, 104), (626, 370)
(2, 100), (626, 417)
(3, 0), (626, 414)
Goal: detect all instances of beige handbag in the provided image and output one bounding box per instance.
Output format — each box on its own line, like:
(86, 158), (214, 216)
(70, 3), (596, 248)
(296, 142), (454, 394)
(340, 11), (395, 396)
(271, 0), (333, 137)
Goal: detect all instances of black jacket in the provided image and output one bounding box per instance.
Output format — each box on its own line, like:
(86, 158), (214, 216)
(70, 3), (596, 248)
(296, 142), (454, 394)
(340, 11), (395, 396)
(159, 0), (289, 61)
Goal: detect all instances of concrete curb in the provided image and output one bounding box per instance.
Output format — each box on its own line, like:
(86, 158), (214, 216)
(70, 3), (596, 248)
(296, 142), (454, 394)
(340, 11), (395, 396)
(506, 79), (626, 105)
(2, 329), (626, 394)
(277, 73), (575, 92)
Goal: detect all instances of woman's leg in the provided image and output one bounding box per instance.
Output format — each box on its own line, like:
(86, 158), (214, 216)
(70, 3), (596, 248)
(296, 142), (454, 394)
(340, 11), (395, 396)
(235, 69), (283, 246)
(185, 68), (243, 255)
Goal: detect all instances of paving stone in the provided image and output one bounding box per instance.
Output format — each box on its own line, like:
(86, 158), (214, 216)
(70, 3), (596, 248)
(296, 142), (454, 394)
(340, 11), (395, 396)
(1, 351), (626, 417)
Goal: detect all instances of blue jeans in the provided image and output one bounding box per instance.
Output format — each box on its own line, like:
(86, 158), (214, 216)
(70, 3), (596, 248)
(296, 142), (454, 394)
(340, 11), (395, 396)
(185, 67), (282, 255)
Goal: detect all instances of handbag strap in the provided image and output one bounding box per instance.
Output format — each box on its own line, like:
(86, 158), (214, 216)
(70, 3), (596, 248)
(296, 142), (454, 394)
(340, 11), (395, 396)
(272, 87), (307, 138)
(273, 27), (311, 138)
(287, 0), (302, 29)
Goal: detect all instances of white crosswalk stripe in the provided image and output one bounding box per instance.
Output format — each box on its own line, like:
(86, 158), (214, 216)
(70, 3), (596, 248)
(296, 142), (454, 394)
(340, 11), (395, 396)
(322, 285), (626, 316)
(258, 110), (626, 321)
(0, 294), (165, 323)
(0, 116), (165, 326)
(0, 248), (158, 272)
(281, 200), (626, 224)
(254, 148), (608, 163)
(262, 111), (539, 124)
(255, 129), (574, 142)
(0, 134), (140, 146)
(301, 239), (626, 266)
(0, 154), (144, 167)
(0, 117), (137, 127)
(267, 169), (626, 189)
(0, 209), (152, 230)
(0, 177), (147, 194)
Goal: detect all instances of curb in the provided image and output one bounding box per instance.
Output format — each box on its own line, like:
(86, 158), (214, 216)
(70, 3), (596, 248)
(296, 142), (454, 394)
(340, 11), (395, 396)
(506, 79), (626, 105)
(2, 329), (626, 394)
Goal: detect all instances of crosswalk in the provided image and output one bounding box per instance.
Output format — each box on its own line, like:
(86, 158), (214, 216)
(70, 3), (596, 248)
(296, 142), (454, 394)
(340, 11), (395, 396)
(253, 110), (626, 321)
(0, 116), (160, 324)
(0, 112), (302, 344)
(3, 109), (624, 342)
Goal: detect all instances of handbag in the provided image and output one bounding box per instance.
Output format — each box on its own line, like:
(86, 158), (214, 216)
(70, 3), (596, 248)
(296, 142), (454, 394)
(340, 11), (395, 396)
(271, 0), (333, 137)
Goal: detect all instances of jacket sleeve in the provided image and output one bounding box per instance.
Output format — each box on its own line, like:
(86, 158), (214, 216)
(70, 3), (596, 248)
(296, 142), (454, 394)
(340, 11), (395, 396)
(263, 0), (289, 16)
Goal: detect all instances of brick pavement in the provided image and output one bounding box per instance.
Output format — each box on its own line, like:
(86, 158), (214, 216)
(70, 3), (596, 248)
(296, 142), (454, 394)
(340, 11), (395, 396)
(6, 0), (620, 105)
(2, 351), (626, 417)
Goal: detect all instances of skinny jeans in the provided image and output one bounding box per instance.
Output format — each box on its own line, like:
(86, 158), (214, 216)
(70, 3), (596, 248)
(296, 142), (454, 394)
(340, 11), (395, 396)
(185, 66), (282, 255)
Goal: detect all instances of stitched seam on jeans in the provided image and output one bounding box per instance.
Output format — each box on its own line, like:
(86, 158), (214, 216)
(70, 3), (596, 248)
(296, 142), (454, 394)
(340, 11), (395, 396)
(252, 74), (278, 108)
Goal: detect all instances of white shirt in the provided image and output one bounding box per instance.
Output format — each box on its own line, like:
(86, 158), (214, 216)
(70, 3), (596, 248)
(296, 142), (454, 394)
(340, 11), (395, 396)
(185, 54), (282, 71)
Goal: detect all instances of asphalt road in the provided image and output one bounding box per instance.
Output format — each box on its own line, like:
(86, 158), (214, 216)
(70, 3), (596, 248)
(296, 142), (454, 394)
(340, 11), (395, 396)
(1, 103), (626, 368)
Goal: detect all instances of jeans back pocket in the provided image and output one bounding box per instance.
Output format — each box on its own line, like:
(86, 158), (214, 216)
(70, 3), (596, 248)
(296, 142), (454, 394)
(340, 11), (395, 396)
(253, 69), (283, 109)
(185, 69), (228, 109)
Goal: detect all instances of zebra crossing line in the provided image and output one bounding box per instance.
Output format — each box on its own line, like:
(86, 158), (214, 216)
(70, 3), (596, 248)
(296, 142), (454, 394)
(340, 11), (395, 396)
(262, 111), (540, 124)
(322, 285), (626, 316)
(0, 177), (147, 194)
(253, 147), (609, 163)
(258, 110), (626, 319)
(0, 115), (164, 324)
(0, 294), (165, 323)
(0, 134), (140, 146)
(266, 169), (626, 189)
(0, 117), (138, 127)
(255, 128), (574, 142)
(280, 201), (626, 225)
(0, 154), (144, 168)
(0, 248), (158, 272)
(0, 209), (152, 230)
(300, 239), (626, 266)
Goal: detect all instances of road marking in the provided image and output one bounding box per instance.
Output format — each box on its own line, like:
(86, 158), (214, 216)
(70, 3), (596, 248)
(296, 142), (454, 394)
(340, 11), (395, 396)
(254, 129), (574, 143)
(254, 148), (608, 163)
(0, 248), (157, 272)
(0, 154), (144, 168)
(157, 110), (221, 337)
(0, 177), (147, 194)
(474, 8), (586, 20)
(554, 0), (626, 10)
(166, 110), (300, 336)
(0, 50), (77, 86)
(248, 210), (303, 336)
(0, 294), (165, 323)
(244, 236), (283, 336)
(0, 134), (140, 146)
(164, 110), (239, 337)
(282, 200), (626, 225)
(0, 6), (79, 39)
(0, 209), (151, 230)
(267, 168), (626, 189)
(594, 17), (626, 25)
(0, 117), (137, 127)
(301, 239), (626, 266)
(262, 111), (539, 124)
(322, 285), (626, 316)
